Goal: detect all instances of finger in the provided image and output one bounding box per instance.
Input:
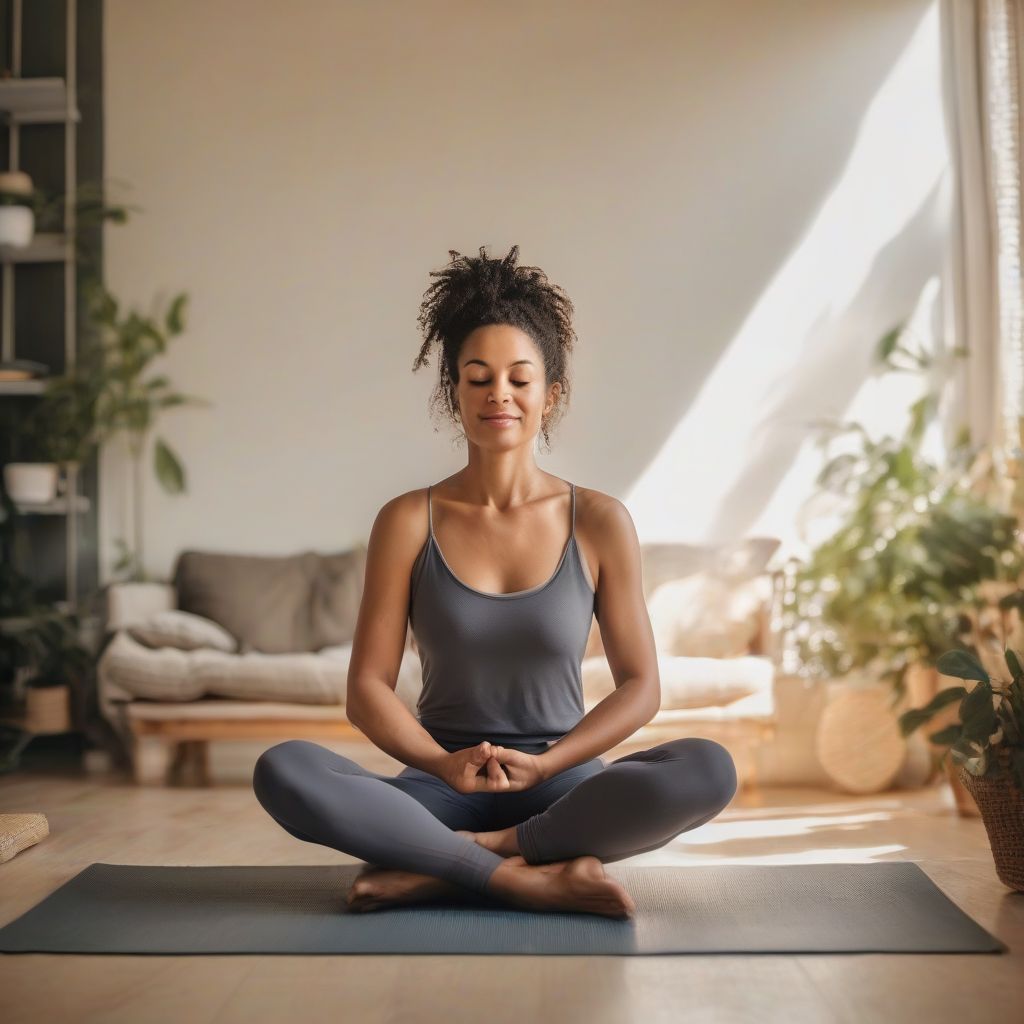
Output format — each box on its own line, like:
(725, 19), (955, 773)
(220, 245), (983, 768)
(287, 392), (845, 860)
(486, 756), (509, 790)
(466, 762), (491, 792)
(471, 742), (491, 764)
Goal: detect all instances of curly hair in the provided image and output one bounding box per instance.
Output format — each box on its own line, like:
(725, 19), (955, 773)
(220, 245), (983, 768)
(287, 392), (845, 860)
(412, 244), (577, 451)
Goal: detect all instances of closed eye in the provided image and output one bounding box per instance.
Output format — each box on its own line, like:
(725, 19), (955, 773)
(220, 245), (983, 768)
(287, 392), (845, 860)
(470, 381), (529, 387)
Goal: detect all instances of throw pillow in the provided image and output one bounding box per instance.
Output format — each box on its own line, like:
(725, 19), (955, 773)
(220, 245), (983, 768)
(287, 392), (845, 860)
(128, 609), (238, 653)
(647, 572), (768, 658)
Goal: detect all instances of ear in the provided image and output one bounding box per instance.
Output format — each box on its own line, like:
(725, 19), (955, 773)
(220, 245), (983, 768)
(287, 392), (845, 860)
(545, 380), (562, 416)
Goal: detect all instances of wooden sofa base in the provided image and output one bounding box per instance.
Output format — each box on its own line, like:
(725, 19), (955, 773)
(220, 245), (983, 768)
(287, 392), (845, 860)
(129, 716), (366, 786)
(127, 709), (774, 794)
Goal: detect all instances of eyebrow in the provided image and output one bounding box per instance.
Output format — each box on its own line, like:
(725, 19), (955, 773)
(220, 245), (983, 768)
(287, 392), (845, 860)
(462, 359), (535, 368)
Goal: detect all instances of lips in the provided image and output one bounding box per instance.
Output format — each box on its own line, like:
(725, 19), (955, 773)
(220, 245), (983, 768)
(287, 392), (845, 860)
(482, 415), (519, 422)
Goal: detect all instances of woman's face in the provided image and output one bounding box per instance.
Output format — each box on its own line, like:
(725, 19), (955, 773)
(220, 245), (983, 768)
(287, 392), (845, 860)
(454, 324), (560, 447)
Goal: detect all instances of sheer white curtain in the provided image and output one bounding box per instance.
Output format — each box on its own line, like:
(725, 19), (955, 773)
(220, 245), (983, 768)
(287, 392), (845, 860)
(943, 0), (1024, 492)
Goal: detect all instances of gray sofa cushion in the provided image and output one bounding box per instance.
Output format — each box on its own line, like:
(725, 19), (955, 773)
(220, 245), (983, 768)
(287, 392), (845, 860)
(172, 546), (367, 654)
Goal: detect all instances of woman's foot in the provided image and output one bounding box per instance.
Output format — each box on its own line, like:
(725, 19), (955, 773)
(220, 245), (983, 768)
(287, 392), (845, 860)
(455, 826), (520, 856)
(346, 829), (520, 912)
(486, 855), (636, 919)
(346, 865), (476, 913)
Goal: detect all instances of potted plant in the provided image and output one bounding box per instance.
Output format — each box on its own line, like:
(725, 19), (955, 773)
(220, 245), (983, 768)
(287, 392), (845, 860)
(785, 324), (1024, 793)
(898, 646), (1024, 890)
(19, 607), (94, 735)
(0, 170), (35, 246)
(0, 603), (94, 762)
(5, 363), (103, 504)
(14, 279), (208, 579)
(29, 177), (137, 270)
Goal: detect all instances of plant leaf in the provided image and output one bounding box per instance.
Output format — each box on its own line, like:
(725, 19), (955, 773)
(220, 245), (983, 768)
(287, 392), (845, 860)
(927, 724), (962, 745)
(936, 649), (990, 683)
(897, 686), (967, 735)
(154, 437), (186, 494)
(165, 294), (188, 335)
(1006, 649), (1023, 683)
(960, 681), (997, 741)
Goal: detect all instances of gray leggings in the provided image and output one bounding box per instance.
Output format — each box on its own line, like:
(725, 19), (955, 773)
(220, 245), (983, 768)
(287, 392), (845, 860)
(252, 736), (738, 895)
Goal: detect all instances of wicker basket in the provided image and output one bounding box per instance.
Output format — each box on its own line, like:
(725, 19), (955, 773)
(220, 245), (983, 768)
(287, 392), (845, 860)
(958, 749), (1024, 892)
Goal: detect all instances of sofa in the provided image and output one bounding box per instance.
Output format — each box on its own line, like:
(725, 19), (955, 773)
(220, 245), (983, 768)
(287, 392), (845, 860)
(96, 539), (782, 788)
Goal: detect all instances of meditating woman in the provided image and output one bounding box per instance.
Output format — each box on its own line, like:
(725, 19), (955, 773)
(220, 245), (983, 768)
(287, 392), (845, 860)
(252, 245), (738, 918)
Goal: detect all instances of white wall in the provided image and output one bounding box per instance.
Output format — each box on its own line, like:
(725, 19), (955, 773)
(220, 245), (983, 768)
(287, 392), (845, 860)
(101, 0), (952, 580)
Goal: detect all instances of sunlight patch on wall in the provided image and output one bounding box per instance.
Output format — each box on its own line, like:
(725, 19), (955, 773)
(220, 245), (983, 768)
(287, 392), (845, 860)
(626, 3), (950, 556)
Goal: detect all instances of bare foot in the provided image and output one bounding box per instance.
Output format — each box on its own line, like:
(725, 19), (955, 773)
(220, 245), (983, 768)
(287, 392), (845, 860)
(456, 826), (520, 857)
(346, 865), (475, 913)
(486, 855), (636, 918)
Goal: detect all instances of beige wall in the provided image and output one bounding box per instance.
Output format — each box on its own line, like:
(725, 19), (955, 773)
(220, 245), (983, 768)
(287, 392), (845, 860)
(101, 0), (950, 581)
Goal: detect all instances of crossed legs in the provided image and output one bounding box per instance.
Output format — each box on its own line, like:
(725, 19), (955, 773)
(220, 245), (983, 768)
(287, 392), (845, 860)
(252, 736), (738, 916)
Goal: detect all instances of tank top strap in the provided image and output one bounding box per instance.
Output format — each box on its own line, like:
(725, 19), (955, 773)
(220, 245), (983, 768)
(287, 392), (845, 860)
(569, 481), (576, 538)
(427, 484), (435, 541)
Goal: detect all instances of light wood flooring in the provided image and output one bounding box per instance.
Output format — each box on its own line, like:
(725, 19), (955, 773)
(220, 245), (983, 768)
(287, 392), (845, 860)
(1, 739), (1022, 1024)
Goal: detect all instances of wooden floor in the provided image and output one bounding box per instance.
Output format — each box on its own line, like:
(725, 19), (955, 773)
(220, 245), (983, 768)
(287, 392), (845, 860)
(1, 740), (1022, 1024)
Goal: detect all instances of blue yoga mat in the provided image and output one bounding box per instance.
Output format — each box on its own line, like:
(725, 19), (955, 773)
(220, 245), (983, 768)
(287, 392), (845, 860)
(0, 861), (1006, 955)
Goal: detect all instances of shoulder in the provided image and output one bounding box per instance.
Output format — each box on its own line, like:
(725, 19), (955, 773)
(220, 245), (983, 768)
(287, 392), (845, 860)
(574, 486), (641, 593)
(366, 488), (430, 556)
(575, 485), (637, 540)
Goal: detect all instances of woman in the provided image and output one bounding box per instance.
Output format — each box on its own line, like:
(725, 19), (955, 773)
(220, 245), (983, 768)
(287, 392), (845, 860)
(252, 245), (738, 919)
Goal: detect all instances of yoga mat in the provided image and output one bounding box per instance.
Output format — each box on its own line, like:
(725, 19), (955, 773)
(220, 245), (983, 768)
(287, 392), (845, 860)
(0, 861), (1006, 955)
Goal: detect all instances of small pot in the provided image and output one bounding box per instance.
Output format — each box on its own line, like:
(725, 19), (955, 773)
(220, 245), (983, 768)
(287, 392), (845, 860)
(25, 684), (71, 735)
(0, 205), (35, 247)
(3, 462), (59, 503)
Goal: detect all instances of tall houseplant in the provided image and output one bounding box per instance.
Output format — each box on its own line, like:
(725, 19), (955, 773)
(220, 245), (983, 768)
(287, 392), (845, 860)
(786, 325), (1023, 702)
(21, 280), (209, 580)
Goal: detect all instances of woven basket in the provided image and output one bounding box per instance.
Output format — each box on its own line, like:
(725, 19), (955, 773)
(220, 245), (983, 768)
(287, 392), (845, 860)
(0, 812), (50, 864)
(958, 749), (1024, 892)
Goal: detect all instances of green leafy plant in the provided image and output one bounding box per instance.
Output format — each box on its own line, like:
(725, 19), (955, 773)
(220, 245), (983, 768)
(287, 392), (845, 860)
(8, 606), (94, 689)
(30, 178), (139, 268)
(19, 279), (210, 579)
(786, 324), (1024, 700)
(898, 646), (1024, 790)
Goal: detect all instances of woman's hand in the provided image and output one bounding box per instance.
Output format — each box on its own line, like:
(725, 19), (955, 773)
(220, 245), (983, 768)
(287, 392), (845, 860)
(438, 741), (547, 794)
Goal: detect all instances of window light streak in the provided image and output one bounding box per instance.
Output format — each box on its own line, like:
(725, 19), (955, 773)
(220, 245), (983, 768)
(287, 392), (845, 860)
(626, 4), (949, 557)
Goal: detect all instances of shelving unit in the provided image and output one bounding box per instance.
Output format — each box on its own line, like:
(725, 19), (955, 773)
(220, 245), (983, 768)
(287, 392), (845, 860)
(1, 0), (84, 610)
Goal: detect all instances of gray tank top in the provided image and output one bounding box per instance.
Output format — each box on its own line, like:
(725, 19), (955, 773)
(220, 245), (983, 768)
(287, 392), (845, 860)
(409, 481), (596, 754)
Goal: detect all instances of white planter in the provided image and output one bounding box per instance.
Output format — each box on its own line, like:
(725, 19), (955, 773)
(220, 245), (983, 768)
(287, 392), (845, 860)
(3, 462), (59, 503)
(0, 205), (34, 246)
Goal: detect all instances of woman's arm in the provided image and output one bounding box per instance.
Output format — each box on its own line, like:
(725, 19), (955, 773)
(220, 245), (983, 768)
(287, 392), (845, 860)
(536, 494), (661, 779)
(347, 675), (450, 777)
(346, 494), (450, 776)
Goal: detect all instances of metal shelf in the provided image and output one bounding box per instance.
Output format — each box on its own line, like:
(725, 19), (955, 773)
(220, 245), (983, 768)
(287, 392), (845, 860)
(0, 0), (84, 611)
(0, 76), (79, 123)
(0, 233), (71, 263)
(0, 378), (46, 394)
(14, 494), (91, 516)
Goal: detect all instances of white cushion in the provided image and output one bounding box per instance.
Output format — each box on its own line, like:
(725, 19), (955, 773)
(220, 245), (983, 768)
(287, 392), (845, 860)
(582, 653), (773, 711)
(128, 609), (238, 653)
(98, 631), (425, 711)
(647, 572), (768, 658)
